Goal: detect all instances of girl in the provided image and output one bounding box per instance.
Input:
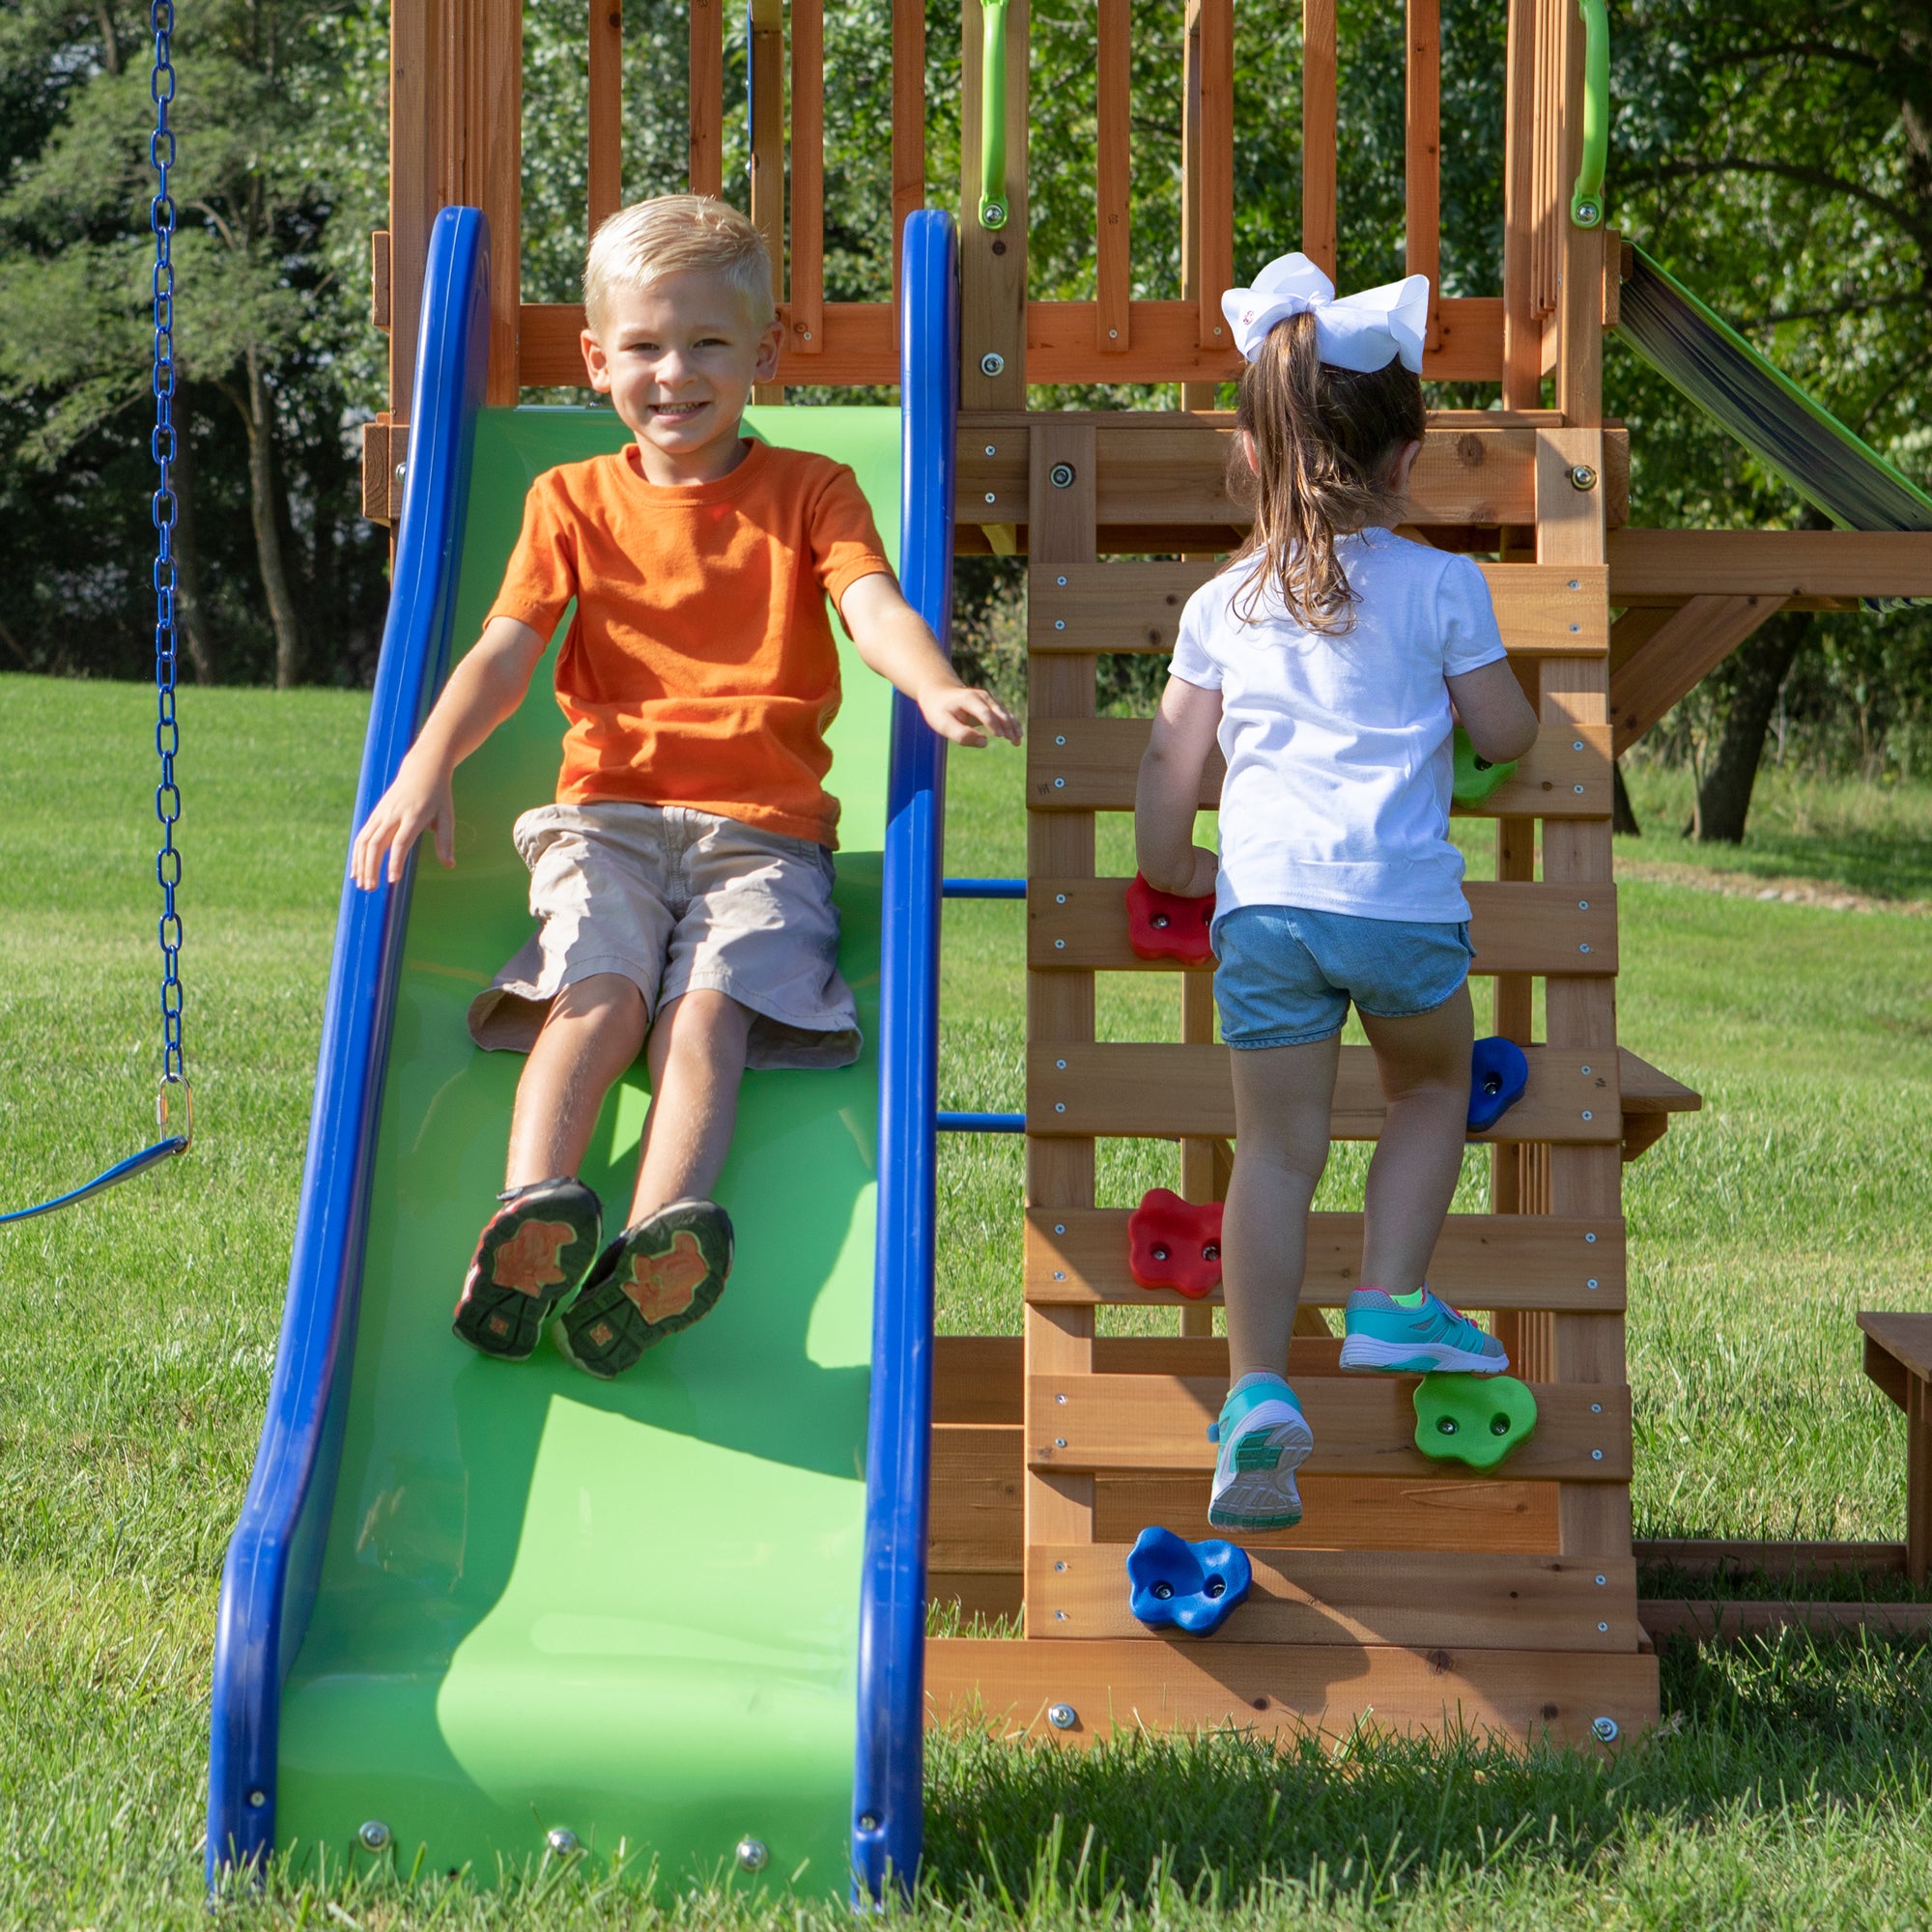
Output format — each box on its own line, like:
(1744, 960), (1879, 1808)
(1133, 253), (1540, 1533)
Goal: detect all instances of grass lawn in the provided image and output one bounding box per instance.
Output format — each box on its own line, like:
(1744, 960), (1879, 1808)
(4, 673), (1931, 1929)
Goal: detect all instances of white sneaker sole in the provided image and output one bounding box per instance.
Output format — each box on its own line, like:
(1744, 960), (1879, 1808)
(1208, 1402), (1314, 1531)
(1339, 1333), (1509, 1376)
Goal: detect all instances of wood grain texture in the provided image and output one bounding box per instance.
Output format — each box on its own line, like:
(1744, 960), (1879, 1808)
(1028, 561), (1608, 657)
(1500, 0), (1540, 406)
(1610, 594), (1786, 755)
(1028, 1547), (1639, 1650)
(890, 0), (924, 318)
(1405, 0), (1441, 347)
(1095, 0), (1130, 354)
(1194, 0), (1234, 352)
(1024, 1208), (1627, 1311)
(1025, 716), (1612, 818)
(1027, 1040), (1623, 1143)
(1027, 1375), (1633, 1480)
(1301, 0), (1337, 277)
(587, 0), (623, 240)
(519, 300), (895, 385)
(688, 0), (723, 197)
(1608, 529), (1932, 602)
(925, 1636), (1660, 1748)
(1026, 878), (1617, 977)
(959, 0), (1029, 407)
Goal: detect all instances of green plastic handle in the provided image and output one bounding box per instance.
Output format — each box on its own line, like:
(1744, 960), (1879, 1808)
(1569, 0), (1608, 228)
(979, 0), (1009, 230)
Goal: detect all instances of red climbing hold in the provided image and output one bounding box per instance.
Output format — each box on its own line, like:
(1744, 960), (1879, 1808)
(1128, 1188), (1224, 1297)
(1125, 873), (1215, 964)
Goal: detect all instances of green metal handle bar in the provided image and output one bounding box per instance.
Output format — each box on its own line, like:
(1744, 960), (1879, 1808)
(1570, 0), (1608, 227)
(979, 0), (1009, 230)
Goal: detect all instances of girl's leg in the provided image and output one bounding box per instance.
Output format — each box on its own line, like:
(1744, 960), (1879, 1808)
(504, 973), (650, 1187)
(1222, 1034), (1341, 1381)
(627, 988), (754, 1223)
(1355, 982), (1474, 1291)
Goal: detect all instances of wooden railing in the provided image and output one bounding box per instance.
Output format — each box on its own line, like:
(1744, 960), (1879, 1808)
(383, 0), (1601, 418)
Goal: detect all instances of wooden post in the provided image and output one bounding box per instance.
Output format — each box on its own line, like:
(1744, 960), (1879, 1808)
(788, 0), (824, 359)
(959, 0), (1029, 408)
(1301, 0), (1337, 279)
(1501, 0), (1540, 407)
(1553, 0), (1602, 424)
(689, 0), (724, 199)
(1405, 0), (1441, 350)
(1095, 0), (1131, 355)
(748, 0), (783, 403)
(588, 0), (623, 242)
(891, 0), (926, 329)
(1179, 0), (1231, 407)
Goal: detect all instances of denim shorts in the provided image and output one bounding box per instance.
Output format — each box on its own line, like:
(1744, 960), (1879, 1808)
(1212, 903), (1474, 1049)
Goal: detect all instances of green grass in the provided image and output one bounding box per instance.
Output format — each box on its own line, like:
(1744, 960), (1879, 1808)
(5, 674), (1932, 1929)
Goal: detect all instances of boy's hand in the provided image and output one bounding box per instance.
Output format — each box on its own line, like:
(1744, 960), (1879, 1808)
(919, 683), (1022, 749)
(350, 756), (456, 889)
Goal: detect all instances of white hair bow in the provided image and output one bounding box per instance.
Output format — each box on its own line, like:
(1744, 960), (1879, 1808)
(1221, 252), (1430, 373)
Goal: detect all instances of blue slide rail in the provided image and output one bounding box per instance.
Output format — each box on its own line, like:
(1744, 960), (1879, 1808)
(206, 206), (491, 1881)
(852, 208), (958, 1901)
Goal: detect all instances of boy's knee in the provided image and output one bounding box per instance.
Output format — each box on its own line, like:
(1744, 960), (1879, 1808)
(544, 974), (649, 1041)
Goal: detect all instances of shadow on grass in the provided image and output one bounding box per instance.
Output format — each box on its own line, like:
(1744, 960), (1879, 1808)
(920, 1631), (1932, 1914)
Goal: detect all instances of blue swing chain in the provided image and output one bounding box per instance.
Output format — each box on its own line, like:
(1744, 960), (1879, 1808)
(150, 0), (189, 1142)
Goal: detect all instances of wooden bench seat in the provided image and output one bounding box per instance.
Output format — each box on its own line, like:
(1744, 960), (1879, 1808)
(1858, 1313), (1932, 1584)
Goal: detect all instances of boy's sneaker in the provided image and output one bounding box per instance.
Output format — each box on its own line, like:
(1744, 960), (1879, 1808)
(554, 1197), (735, 1380)
(452, 1177), (603, 1360)
(1207, 1375), (1314, 1532)
(1339, 1287), (1509, 1376)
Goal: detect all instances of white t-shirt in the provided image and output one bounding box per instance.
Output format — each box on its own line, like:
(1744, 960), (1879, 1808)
(1168, 527), (1506, 924)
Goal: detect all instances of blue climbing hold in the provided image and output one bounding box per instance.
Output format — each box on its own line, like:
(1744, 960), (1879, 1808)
(1467, 1035), (1529, 1133)
(1125, 1526), (1252, 1636)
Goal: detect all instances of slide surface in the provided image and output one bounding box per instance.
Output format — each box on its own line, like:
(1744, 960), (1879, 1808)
(210, 206), (952, 1896)
(1615, 244), (1932, 535)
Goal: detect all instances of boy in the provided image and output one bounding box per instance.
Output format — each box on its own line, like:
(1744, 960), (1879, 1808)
(350, 195), (1018, 1378)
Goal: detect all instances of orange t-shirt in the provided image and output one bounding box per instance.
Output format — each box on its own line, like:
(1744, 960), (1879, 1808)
(488, 439), (893, 846)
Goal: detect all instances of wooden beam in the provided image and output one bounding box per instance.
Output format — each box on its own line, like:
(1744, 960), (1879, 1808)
(748, 0), (784, 384)
(926, 1637), (1660, 1748)
(1639, 1601), (1932, 1643)
(1609, 528), (1932, 602)
(960, 0), (1029, 407)
(1095, 0), (1130, 355)
(1501, 0), (1540, 407)
(1302, 0), (1337, 278)
(1194, 0), (1233, 354)
(1609, 594), (1786, 756)
(1405, 0), (1441, 348)
(688, 0), (723, 197)
(587, 0), (623, 242)
(890, 0), (924, 325)
(787, 0), (824, 357)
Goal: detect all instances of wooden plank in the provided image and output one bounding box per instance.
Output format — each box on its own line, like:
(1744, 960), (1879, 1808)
(1302, 0), (1337, 278)
(1095, 0), (1130, 355)
(1029, 1375), (1633, 1480)
(387, 0), (432, 422)
(1634, 1539), (1906, 1579)
(1026, 716), (1613, 819)
(928, 1572), (1022, 1622)
(748, 0), (784, 384)
(1029, 560), (1609, 657)
(960, 0), (1029, 407)
(519, 300), (895, 386)
(1610, 594), (1787, 755)
(1194, 0), (1233, 354)
(1405, 0), (1441, 349)
(1027, 878), (1618, 978)
(1639, 1601), (1932, 1643)
(688, 0), (724, 198)
(1500, 0), (1540, 408)
(936, 1335), (1023, 1424)
(890, 0), (924, 323)
(925, 1635), (1660, 1748)
(1029, 1547), (1638, 1650)
(787, 0), (824, 357)
(931, 1424), (1022, 1572)
(1617, 1048), (1699, 1116)
(587, 0), (623, 241)
(1025, 1208), (1627, 1311)
(1553, 0), (1601, 424)
(1608, 528), (1932, 602)
(1029, 1041), (1622, 1143)
(482, 0), (524, 404)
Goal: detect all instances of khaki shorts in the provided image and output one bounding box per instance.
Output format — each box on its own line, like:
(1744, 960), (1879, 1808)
(466, 801), (862, 1071)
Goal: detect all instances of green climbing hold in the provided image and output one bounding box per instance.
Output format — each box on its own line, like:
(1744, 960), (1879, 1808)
(1452, 725), (1518, 806)
(1412, 1373), (1538, 1468)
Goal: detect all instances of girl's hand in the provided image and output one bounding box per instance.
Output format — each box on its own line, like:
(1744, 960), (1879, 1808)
(350, 755), (457, 889)
(919, 683), (1022, 748)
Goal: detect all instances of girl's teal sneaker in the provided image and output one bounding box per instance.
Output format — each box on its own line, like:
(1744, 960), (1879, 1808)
(1207, 1375), (1313, 1531)
(1339, 1287), (1509, 1376)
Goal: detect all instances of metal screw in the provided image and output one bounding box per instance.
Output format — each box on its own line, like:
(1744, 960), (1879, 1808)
(1578, 900), (1589, 910)
(1587, 1278), (1599, 1290)
(984, 493), (997, 504)
(1585, 1232), (1597, 1243)
(1055, 938), (1065, 948)
(1570, 623), (1580, 634)
(1054, 619), (1065, 630)
(1054, 1222), (1065, 1234)
(1049, 463), (1076, 489)
(1591, 1448), (1604, 1461)
(1597, 1621), (1610, 1633)
(980, 352), (1005, 377)
(1055, 734), (1066, 746)
(1591, 1403), (1603, 1413)
(1054, 1560), (1067, 1572)
(1568, 579), (1580, 590)
(1595, 1575), (1607, 1585)
(1056, 575), (1067, 586)
(547, 1828), (580, 1857)
(1053, 777), (1065, 788)
(737, 1837), (769, 1872)
(1055, 1102), (1065, 1113)
(1053, 1436), (1066, 1446)
(1581, 1110), (1593, 1121)
(1575, 198), (1602, 227)
(1591, 1716), (1620, 1744)
(393, 463), (407, 487)
(801, 329), (812, 342)
(1574, 783), (1585, 794)
(982, 201), (1007, 228)
(247, 1790), (268, 1810)
(1056, 1059), (1066, 1069)
(984, 444), (997, 456)
(358, 1819), (391, 1851)
(1573, 740), (1584, 751)
(1055, 1608), (1068, 1619)
(1055, 894), (1066, 904)
(1053, 1269), (1065, 1279)
(1579, 943), (1591, 953)
(1581, 1065), (1591, 1074)
(858, 1812), (880, 1832)
(1569, 464), (1599, 492)
(1056, 1393), (1067, 1404)
(1046, 1703), (1078, 1730)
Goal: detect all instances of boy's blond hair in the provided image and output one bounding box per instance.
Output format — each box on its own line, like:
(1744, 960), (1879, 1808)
(582, 195), (776, 335)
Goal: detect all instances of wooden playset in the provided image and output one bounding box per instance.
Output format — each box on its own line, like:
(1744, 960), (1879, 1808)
(356, 0), (1932, 1752)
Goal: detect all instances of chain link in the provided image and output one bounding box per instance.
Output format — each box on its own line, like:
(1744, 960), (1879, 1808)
(150, 0), (185, 1092)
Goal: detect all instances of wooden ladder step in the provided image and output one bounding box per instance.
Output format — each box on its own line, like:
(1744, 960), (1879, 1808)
(1029, 877), (1617, 976)
(1027, 1547), (1639, 1651)
(1028, 716), (1612, 817)
(1027, 1041), (1622, 1143)
(1028, 1374), (1632, 1480)
(1025, 1208), (1626, 1310)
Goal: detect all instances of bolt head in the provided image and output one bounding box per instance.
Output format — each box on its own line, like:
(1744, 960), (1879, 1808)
(246, 1789), (268, 1810)
(981, 201), (1007, 229)
(357, 1819), (391, 1852)
(1569, 463), (1599, 492)
(736, 1835), (769, 1872)
(980, 351), (1005, 377)
(858, 1811), (880, 1832)
(1049, 463), (1076, 489)
(1591, 1715), (1620, 1744)
(1046, 1702), (1078, 1730)
(547, 1827), (579, 1857)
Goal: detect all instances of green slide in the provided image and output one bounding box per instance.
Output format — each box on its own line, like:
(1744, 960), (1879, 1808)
(263, 404), (897, 1889)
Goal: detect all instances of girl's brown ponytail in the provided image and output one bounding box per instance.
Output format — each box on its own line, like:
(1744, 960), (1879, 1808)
(1229, 313), (1426, 634)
